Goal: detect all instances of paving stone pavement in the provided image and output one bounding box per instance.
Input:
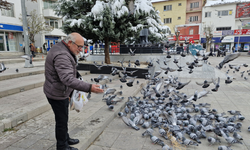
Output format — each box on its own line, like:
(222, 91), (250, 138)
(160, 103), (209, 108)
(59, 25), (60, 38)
(0, 54), (250, 150)
(87, 55), (250, 150)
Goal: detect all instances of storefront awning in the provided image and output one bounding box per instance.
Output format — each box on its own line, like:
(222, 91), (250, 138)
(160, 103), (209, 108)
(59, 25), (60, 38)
(0, 23), (23, 32)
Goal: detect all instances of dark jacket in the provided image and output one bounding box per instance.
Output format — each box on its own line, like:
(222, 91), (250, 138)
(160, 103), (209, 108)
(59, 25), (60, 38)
(43, 41), (91, 100)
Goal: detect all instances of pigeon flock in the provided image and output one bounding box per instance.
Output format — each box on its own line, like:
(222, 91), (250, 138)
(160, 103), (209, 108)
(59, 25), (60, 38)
(86, 51), (250, 150)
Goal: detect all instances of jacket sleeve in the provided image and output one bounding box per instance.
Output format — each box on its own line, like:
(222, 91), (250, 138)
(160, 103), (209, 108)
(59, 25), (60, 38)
(54, 54), (92, 92)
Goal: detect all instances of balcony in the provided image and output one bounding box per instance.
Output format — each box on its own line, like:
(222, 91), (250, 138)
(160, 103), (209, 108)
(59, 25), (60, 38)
(186, 7), (202, 13)
(43, 9), (61, 19)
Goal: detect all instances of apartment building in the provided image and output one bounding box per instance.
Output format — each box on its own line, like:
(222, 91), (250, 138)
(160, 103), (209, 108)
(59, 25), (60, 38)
(202, 0), (250, 52)
(25, 0), (66, 51)
(152, 0), (202, 44)
(0, 0), (24, 52)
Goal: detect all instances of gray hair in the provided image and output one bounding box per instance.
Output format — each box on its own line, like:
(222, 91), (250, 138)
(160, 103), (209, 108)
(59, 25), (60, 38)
(64, 34), (76, 43)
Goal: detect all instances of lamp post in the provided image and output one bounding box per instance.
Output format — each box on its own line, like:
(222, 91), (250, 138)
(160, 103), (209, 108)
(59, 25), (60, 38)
(21, 0), (33, 68)
(237, 19), (243, 52)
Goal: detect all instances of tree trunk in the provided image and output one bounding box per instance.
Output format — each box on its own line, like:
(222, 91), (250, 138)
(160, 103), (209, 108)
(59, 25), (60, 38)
(104, 37), (111, 64)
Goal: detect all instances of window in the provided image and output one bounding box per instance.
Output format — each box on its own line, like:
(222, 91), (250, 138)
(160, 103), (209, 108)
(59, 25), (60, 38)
(46, 19), (59, 29)
(205, 12), (211, 17)
(164, 18), (172, 24)
(164, 5), (172, 11)
(1, 3), (14, 17)
(178, 3), (182, 6)
(190, 2), (199, 8)
(216, 27), (231, 31)
(189, 16), (198, 22)
(218, 10), (232, 16)
(178, 17), (181, 20)
(43, 1), (57, 9)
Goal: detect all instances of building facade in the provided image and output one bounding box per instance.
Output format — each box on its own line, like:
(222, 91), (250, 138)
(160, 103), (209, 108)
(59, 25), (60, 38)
(25, 0), (66, 52)
(152, 0), (187, 33)
(0, 0), (24, 53)
(201, 1), (250, 52)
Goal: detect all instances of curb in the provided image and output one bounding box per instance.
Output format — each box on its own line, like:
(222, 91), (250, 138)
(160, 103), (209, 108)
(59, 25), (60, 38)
(0, 81), (44, 98)
(0, 70), (44, 81)
(0, 100), (51, 132)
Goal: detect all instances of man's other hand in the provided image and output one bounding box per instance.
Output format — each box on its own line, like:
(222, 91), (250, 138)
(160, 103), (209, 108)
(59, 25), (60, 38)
(91, 84), (104, 93)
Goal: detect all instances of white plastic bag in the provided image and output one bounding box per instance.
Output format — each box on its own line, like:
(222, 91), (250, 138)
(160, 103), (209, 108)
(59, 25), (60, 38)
(70, 78), (89, 112)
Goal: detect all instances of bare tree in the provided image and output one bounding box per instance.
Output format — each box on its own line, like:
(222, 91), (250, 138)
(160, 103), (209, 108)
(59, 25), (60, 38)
(203, 24), (214, 52)
(20, 9), (53, 44)
(0, 0), (37, 10)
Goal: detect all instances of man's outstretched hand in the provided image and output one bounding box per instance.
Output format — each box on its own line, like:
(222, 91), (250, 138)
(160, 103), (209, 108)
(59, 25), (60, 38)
(91, 84), (104, 93)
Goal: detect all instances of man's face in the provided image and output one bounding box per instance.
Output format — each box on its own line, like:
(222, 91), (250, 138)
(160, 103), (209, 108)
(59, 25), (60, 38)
(68, 38), (84, 55)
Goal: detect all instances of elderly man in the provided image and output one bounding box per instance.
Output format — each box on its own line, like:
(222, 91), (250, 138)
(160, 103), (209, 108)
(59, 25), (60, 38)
(44, 33), (103, 150)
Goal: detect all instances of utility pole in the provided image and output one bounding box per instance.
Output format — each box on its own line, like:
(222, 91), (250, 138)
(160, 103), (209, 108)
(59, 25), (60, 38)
(21, 0), (33, 68)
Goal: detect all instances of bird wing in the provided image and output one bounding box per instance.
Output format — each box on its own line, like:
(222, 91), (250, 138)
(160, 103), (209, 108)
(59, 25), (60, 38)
(122, 116), (130, 126)
(128, 76), (137, 83)
(196, 82), (204, 86)
(169, 68), (176, 72)
(21, 55), (29, 60)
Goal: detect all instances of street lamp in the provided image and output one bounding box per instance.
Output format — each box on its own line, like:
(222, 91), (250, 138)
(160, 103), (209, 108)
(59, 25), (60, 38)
(21, 0), (33, 68)
(237, 19), (243, 52)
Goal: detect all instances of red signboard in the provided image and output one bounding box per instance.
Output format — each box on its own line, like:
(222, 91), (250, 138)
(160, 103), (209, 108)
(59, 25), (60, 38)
(172, 34), (200, 41)
(234, 29), (250, 35)
(236, 2), (250, 18)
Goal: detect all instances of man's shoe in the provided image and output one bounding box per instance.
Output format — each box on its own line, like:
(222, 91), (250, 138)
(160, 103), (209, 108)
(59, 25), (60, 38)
(68, 138), (79, 145)
(65, 146), (78, 150)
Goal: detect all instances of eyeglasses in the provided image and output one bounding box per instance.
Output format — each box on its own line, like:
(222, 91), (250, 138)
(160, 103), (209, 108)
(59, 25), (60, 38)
(72, 42), (84, 49)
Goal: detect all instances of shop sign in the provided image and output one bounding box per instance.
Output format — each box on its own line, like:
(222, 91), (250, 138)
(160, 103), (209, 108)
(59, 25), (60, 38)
(173, 34), (200, 41)
(222, 30), (234, 35)
(234, 29), (250, 35)
(244, 44), (249, 50)
(213, 31), (222, 36)
(221, 36), (234, 43)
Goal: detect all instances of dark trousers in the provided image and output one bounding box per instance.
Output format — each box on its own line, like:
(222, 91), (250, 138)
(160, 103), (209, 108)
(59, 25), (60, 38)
(31, 51), (35, 57)
(47, 97), (70, 150)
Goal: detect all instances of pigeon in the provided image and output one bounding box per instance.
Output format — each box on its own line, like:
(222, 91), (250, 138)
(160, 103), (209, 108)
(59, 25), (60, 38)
(108, 105), (114, 110)
(129, 48), (136, 56)
(248, 126), (250, 132)
(196, 79), (214, 88)
(150, 135), (164, 146)
(126, 70), (138, 75)
(142, 127), (154, 137)
(227, 110), (240, 115)
(218, 145), (233, 150)
(78, 52), (90, 61)
(15, 68), (19, 73)
(134, 60), (140, 66)
(162, 144), (172, 150)
(233, 132), (243, 140)
(207, 137), (221, 145)
(238, 114), (245, 121)
(118, 58), (125, 67)
(93, 62), (105, 70)
(160, 66), (176, 74)
(225, 74), (235, 84)
(94, 75), (104, 83)
(0, 62), (7, 73)
(220, 129), (243, 145)
(103, 88), (116, 97)
(211, 77), (220, 92)
(126, 76), (137, 87)
(121, 116), (140, 130)
(218, 52), (240, 69)
(21, 55), (33, 64)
